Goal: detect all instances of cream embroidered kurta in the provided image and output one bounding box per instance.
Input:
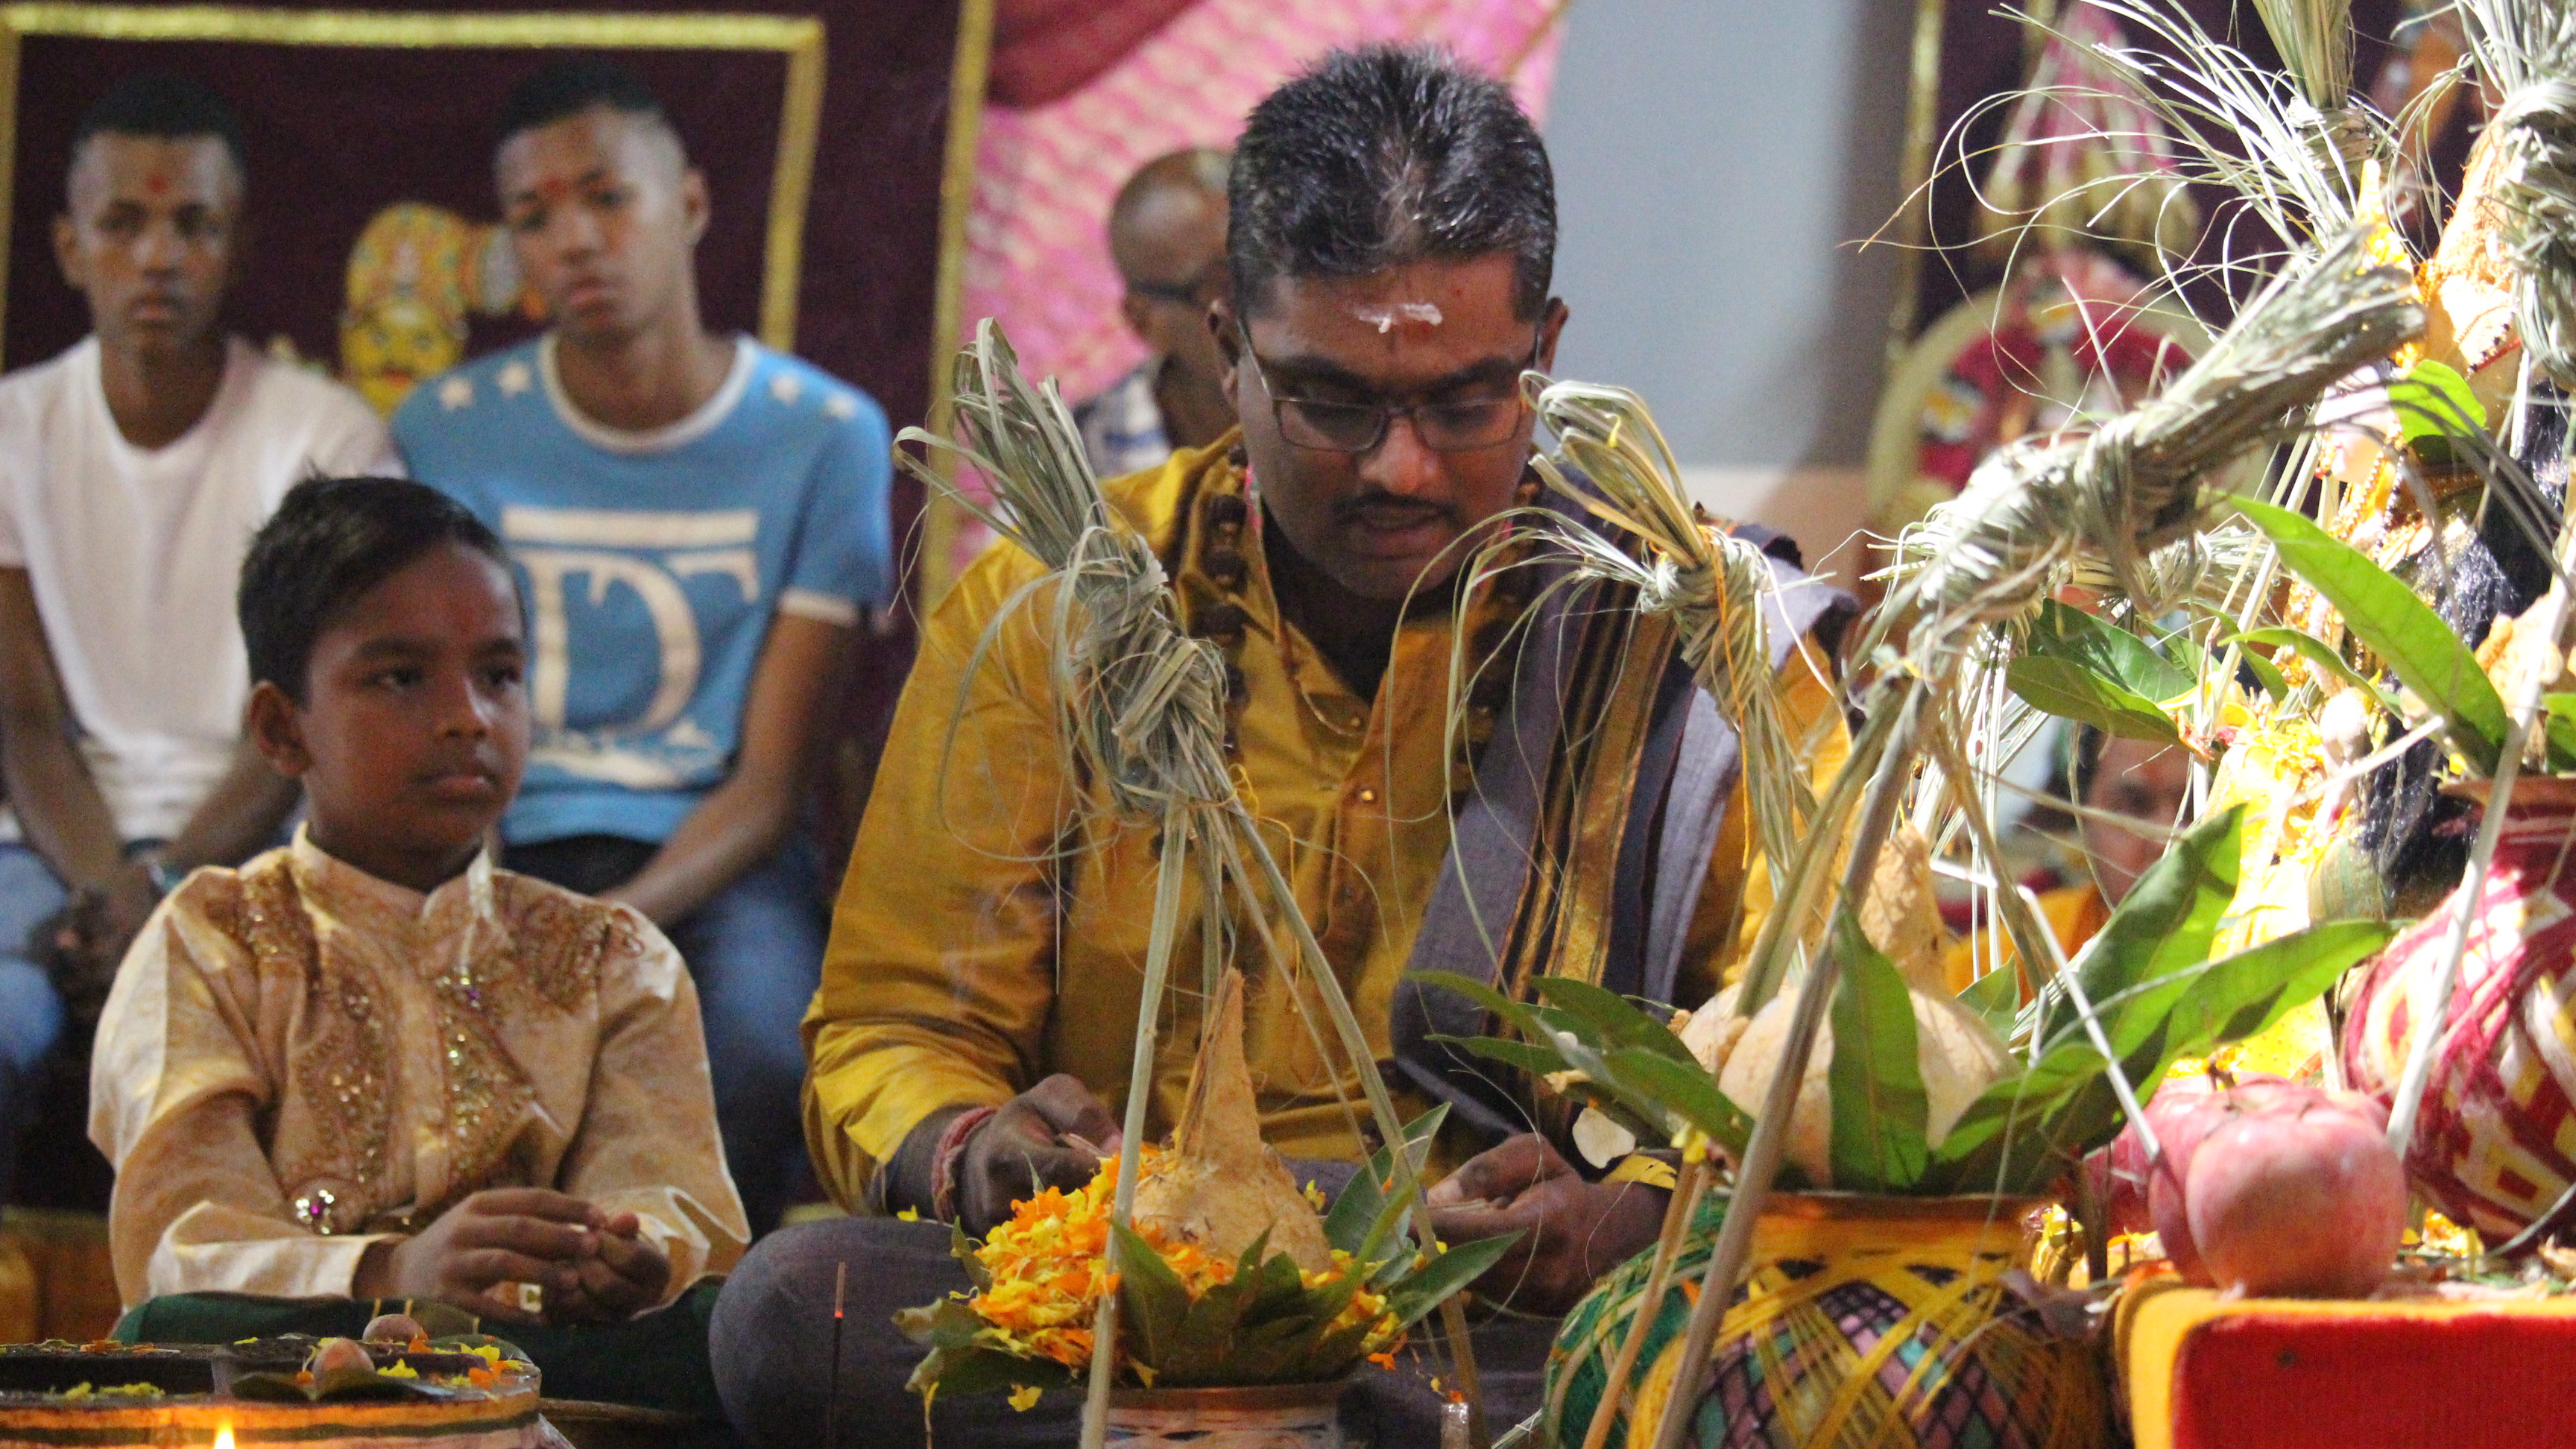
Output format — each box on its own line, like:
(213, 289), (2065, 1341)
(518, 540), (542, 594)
(90, 830), (748, 1310)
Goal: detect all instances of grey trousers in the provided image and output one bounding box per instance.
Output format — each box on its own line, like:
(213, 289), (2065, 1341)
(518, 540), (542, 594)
(710, 1217), (1559, 1448)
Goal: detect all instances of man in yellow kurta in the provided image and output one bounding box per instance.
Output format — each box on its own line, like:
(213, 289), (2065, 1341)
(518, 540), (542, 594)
(710, 47), (1847, 1449)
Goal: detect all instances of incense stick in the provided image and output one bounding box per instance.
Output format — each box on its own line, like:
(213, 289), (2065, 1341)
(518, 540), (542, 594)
(826, 1260), (846, 1449)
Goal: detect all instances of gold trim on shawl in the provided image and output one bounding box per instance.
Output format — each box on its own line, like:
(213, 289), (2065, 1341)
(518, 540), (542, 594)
(1485, 585), (1678, 1140)
(915, 0), (999, 610)
(0, 4), (826, 362)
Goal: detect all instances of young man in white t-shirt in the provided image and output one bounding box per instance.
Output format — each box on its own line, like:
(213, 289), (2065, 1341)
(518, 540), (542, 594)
(0, 75), (393, 1202)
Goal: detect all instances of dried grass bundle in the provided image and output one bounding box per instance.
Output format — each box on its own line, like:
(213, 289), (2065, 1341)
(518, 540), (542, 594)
(2459, 0), (2576, 388)
(1521, 380), (1822, 915)
(2252, 0), (2355, 114)
(1883, 224), (2422, 658)
(2051, 0), (2387, 251)
(900, 325), (1236, 820)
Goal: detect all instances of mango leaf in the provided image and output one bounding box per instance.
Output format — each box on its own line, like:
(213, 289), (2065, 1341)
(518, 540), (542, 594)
(2223, 628), (2402, 716)
(1114, 1219), (1193, 1377)
(2545, 695), (2576, 774)
(1385, 1231), (1521, 1329)
(2238, 645), (2291, 702)
(1957, 963), (2022, 1036)
(903, 1344), (1076, 1401)
(2388, 358), (2488, 457)
(2035, 804), (2244, 1049)
(894, 1293), (990, 1350)
(1826, 910), (1930, 1192)
(2159, 918), (2390, 1050)
(2233, 496), (2506, 774)
(1321, 1105), (1445, 1257)
(1930, 914), (2384, 1194)
(1530, 977), (1699, 1066)
(2006, 657), (2184, 742)
(2029, 599), (2195, 702)
(1598, 1046), (1753, 1157)
(1418, 970), (1688, 1145)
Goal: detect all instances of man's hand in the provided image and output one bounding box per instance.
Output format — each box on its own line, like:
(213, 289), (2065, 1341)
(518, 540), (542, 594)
(1426, 1134), (1668, 1316)
(955, 1074), (1122, 1236)
(555, 1210), (671, 1324)
(353, 1189), (600, 1326)
(38, 863), (157, 1028)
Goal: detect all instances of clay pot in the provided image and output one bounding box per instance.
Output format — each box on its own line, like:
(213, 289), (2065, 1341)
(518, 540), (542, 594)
(2343, 775), (2576, 1241)
(1546, 1193), (2106, 1449)
(1106, 1379), (1347, 1448)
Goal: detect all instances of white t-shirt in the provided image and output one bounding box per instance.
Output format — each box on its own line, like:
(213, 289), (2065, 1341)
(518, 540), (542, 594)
(0, 336), (397, 841)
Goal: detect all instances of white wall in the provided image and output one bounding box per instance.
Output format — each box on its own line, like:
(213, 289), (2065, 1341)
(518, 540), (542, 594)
(1542, 0), (1913, 584)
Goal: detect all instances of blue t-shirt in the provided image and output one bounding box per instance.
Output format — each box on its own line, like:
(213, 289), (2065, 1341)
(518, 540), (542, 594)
(393, 335), (891, 845)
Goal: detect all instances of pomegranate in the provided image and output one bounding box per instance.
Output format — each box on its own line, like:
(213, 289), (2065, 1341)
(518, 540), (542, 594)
(2184, 1100), (2406, 1297)
(2089, 1069), (2231, 1235)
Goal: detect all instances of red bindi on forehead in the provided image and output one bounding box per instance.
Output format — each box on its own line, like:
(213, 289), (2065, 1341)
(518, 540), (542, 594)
(140, 169), (173, 197)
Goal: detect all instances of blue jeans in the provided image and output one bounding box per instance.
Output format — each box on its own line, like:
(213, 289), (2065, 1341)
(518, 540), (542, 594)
(504, 836), (828, 1237)
(0, 845), (71, 1205)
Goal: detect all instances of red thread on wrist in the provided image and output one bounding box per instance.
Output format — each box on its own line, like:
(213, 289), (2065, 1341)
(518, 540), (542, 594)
(928, 1105), (1000, 1225)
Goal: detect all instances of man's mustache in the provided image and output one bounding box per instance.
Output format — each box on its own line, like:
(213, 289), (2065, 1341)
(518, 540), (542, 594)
(1333, 492), (1456, 527)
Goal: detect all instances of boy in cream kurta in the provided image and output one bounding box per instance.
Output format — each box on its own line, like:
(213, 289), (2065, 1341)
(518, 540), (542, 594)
(93, 827), (744, 1310)
(89, 475), (747, 1333)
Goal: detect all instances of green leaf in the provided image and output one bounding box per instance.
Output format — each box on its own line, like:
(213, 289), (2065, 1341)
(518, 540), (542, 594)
(2160, 918), (2391, 1054)
(906, 1344), (1076, 1400)
(1433, 1035), (1572, 1081)
(1957, 963), (2022, 1036)
(894, 1295), (991, 1350)
(2223, 628), (2402, 716)
(1113, 1219), (1192, 1376)
(1385, 1231), (1521, 1328)
(2233, 496), (2507, 774)
(2238, 645), (2291, 702)
(1928, 910), (2384, 1194)
(2389, 359), (2488, 455)
(1529, 977), (1699, 1066)
(2159, 627), (2212, 686)
(2005, 656), (2183, 743)
(1319, 1104), (1446, 1255)
(1825, 910), (1931, 1191)
(2037, 804), (2244, 1049)
(1598, 1047), (1754, 1157)
(2029, 599), (2195, 702)
(2545, 695), (2576, 774)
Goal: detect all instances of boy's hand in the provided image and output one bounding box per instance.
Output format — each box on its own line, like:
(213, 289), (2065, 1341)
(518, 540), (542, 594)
(554, 1211), (670, 1324)
(356, 1189), (596, 1325)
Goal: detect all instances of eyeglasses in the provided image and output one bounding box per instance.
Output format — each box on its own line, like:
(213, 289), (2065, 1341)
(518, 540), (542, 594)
(1237, 324), (1539, 455)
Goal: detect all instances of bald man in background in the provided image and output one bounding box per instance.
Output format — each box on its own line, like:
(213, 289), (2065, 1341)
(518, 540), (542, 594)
(1075, 148), (1234, 479)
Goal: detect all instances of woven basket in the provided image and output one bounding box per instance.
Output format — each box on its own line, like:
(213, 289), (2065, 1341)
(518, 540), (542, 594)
(1546, 1191), (2106, 1449)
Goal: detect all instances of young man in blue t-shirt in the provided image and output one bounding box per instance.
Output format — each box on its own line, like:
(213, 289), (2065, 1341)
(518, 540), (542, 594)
(393, 61), (891, 1234)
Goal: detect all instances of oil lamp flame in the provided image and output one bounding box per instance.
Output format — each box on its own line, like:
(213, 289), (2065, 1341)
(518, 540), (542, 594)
(212, 1425), (236, 1449)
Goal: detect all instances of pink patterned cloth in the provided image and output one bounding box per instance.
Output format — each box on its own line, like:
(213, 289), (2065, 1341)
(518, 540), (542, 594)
(964, 0), (1565, 411)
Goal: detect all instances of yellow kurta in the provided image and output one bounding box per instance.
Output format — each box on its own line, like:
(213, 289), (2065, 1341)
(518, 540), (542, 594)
(90, 828), (748, 1310)
(1939, 880), (2111, 998)
(806, 438), (1844, 1208)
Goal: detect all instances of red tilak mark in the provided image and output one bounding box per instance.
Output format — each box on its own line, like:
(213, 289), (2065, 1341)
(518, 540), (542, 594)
(141, 171), (173, 197)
